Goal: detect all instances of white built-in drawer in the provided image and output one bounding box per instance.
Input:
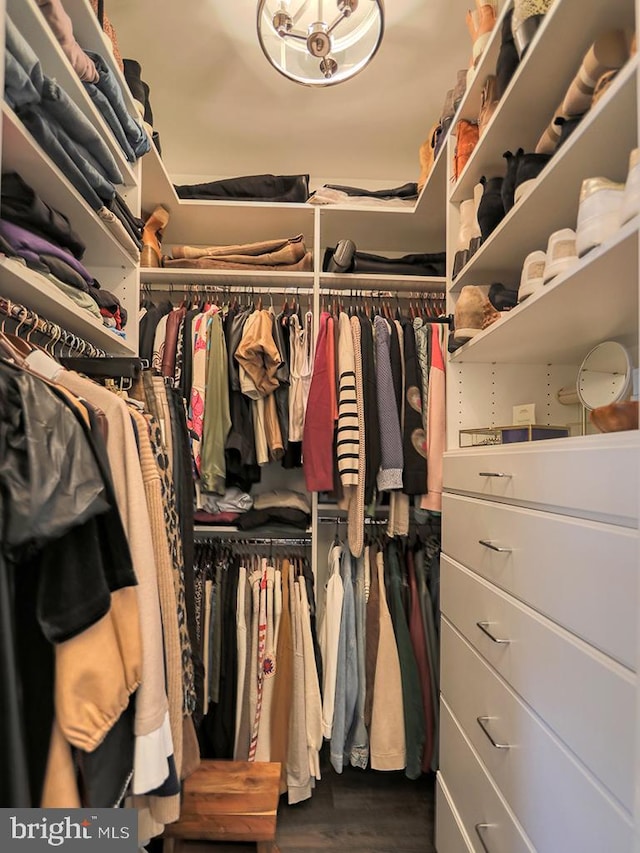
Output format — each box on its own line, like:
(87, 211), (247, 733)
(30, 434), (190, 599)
(441, 617), (634, 851)
(442, 493), (638, 669)
(443, 433), (639, 525)
(439, 699), (535, 853)
(441, 556), (636, 811)
(436, 774), (473, 853)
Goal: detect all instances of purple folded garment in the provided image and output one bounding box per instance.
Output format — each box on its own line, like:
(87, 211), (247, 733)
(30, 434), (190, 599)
(0, 218), (94, 284)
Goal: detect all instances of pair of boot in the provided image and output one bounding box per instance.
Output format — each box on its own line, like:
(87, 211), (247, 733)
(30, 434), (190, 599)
(141, 205), (170, 268)
(536, 29), (631, 155)
(453, 120), (480, 182)
(453, 183), (483, 278)
(477, 150), (551, 241)
(502, 149), (551, 211)
(467, 1), (498, 83)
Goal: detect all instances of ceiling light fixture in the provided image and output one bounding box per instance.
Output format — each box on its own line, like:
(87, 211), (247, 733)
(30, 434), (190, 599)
(257, 0), (385, 87)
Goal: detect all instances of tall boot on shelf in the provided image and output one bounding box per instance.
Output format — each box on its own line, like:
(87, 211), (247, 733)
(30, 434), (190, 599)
(142, 205), (170, 268)
(477, 176), (506, 241)
(467, 0), (498, 82)
(562, 29), (630, 117)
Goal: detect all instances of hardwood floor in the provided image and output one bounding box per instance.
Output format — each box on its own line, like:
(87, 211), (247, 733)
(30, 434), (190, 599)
(165, 750), (436, 853)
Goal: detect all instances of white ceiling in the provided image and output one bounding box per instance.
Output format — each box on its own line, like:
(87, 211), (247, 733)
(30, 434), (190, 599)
(107, 0), (472, 188)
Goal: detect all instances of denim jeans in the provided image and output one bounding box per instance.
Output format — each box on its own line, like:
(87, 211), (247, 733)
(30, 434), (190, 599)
(84, 51), (150, 160)
(5, 50), (40, 110)
(83, 82), (136, 162)
(330, 548), (358, 774)
(19, 108), (104, 210)
(5, 14), (44, 93)
(41, 77), (123, 185)
(33, 102), (115, 203)
(346, 553), (369, 769)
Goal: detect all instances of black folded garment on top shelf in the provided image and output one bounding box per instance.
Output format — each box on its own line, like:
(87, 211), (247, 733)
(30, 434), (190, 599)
(323, 241), (447, 277)
(174, 173), (310, 203)
(1, 172), (86, 260)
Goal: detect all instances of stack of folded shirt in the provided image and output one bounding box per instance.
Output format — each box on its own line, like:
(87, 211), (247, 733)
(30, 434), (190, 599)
(174, 174), (309, 203)
(235, 489), (311, 530)
(194, 487), (254, 525)
(36, 0), (150, 164)
(4, 12), (144, 256)
(309, 182), (418, 207)
(0, 214), (127, 331)
(162, 234), (313, 272)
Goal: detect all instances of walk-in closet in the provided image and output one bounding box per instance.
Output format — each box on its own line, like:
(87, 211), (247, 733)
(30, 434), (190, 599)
(1, 1), (639, 852)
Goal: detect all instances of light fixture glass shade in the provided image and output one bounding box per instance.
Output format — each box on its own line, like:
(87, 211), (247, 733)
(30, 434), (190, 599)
(257, 0), (385, 87)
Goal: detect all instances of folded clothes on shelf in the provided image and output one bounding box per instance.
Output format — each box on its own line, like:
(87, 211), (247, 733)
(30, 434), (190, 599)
(163, 233), (313, 272)
(1, 171), (86, 259)
(0, 218), (127, 328)
(252, 489), (311, 514)
(199, 487), (254, 515)
(323, 240), (446, 276)
(234, 506), (311, 531)
(174, 173), (310, 203)
(35, 0), (99, 83)
(193, 510), (240, 525)
(83, 50), (151, 162)
(5, 14), (123, 212)
(309, 182), (418, 206)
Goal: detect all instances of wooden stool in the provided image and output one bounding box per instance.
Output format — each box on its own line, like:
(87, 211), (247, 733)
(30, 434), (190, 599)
(163, 760), (281, 853)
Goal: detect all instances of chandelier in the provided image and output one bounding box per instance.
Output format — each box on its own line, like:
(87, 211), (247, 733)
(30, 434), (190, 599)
(257, 0), (385, 87)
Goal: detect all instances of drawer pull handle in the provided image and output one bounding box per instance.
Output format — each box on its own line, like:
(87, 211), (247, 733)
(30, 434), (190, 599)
(476, 621), (510, 645)
(478, 471), (512, 478)
(475, 823), (496, 853)
(479, 539), (512, 553)
(477, 716), (510, 750)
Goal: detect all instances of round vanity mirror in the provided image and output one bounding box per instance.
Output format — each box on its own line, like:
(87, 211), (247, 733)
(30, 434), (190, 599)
(576, 341), (632, 411)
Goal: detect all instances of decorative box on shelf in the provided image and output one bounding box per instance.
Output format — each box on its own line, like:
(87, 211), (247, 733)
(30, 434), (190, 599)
(459, 424), (570, 448)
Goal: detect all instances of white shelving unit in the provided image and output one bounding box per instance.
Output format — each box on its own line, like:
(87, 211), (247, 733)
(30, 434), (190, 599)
(450, 0), (636, 204)
(139, 96), (449, 586)
(7, 0), (138, 196)
(452, 55), (639, 289)
(1, 0), (141, 354)
(439, 0), (640, 850)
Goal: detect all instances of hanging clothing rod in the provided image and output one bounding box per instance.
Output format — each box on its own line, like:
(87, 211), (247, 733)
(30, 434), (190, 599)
(58, 355), (147, 379)
(142, 283), (314, 296)
(195, 537), (311, 547)
(316, 515), (389, 525)
(0, 296), (107, 357)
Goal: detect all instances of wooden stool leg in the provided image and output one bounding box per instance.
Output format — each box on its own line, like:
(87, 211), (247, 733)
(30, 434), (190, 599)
(163, 839), (179, 853)
(257, 844), (280, 853)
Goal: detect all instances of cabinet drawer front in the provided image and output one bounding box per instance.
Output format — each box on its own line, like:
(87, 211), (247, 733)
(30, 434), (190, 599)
(441, 556), (635, 811)
(443, 436), (639, 525)
(441, 618), (634, 851)
(439, 700), (535, 853)
(436, 774), (473, 853)
(442, 493), (638, 669)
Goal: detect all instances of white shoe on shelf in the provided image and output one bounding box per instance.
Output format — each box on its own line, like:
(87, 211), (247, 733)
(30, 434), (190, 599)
(518, 250), (546, 301)
(576, 177), (624, 257)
